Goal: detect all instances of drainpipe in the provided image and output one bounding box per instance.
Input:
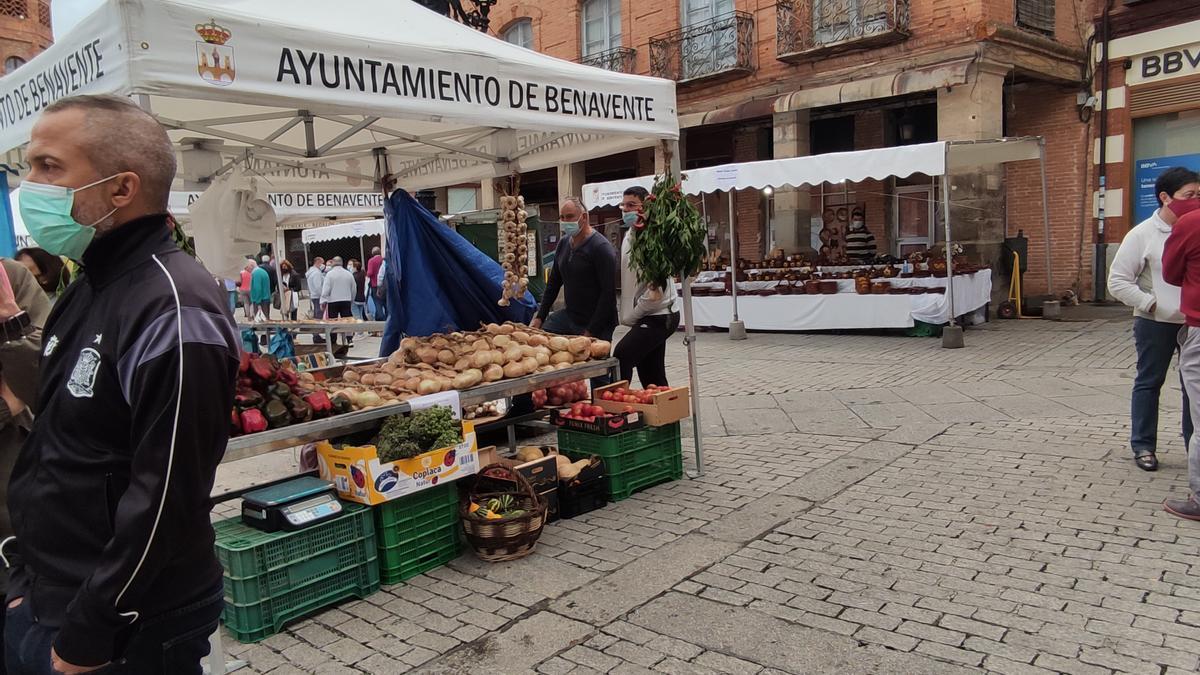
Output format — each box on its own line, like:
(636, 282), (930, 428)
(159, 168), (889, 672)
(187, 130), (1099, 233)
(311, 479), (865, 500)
(1094, 0), (1112, 302)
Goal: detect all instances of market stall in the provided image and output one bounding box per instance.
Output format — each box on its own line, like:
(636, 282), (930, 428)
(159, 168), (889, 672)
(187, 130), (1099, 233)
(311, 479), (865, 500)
(584, 138), (1051, 343)
(300, 218), (386, 268)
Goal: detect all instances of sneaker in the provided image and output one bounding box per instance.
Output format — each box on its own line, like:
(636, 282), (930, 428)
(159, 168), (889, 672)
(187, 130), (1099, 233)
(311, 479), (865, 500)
(1163, 496), (1200, 521)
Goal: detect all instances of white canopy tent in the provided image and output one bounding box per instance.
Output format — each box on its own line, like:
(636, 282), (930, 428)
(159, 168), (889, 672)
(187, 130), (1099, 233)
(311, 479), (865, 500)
(0, 0), (705, 482)
(301, 218), (386, 245)
(584, 138), (1051, 346)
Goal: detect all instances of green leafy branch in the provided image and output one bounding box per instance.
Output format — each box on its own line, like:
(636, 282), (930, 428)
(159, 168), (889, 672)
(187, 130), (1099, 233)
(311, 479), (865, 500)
(629, 172), (706, 290)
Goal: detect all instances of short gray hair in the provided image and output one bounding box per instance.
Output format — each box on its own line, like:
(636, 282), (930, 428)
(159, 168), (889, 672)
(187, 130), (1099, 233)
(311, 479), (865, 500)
(560, 197), (585, 213)
(43, 94), (176, 210)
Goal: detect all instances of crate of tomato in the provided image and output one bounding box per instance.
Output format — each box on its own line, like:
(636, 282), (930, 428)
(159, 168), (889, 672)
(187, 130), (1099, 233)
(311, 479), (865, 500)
(594, 381), (690, 427)
(551, 401), (645, 436)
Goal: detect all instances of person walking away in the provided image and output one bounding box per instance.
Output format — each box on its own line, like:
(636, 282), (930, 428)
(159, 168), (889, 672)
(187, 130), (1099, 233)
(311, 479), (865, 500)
(0, 259), (50, 670)
(250, 262), (271, 321)
(321, 256), (356, 347)
(1160, 196), (1200, 519)
(531, 198), (618, 341)
(366, 246), (385, 321)
(259, 254), (278, 311)
(844, 209), (877, 263)
(9, 93), (240, 674)
(1109, 167), (1199, 471)
(279, 260), (302, 321)
(237, 259), (255, 321)
(350, 259), (368, 322)
(613, 187), (680, 386)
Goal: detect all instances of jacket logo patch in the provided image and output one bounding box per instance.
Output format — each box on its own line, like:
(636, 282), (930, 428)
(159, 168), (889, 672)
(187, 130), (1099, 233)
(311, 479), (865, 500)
(43, 336), (59, 357)
(67, 348), (102, 398)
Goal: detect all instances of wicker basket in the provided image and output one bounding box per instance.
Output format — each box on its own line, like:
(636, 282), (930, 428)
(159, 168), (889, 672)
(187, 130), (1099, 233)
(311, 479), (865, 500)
(460, 464), (547, 562)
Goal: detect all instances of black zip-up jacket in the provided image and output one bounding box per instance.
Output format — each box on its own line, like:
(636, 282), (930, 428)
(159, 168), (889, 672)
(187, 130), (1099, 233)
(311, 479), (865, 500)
(7, 214), (239, 667)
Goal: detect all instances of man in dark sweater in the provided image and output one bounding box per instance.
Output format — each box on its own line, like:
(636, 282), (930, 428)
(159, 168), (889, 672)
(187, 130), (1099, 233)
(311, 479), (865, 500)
(1160, 196), (1200, 520)
(531, 197), (618, 341)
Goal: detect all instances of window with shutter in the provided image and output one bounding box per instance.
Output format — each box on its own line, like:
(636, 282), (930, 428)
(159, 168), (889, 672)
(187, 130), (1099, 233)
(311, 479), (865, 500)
(1015, 0), (1054, 37)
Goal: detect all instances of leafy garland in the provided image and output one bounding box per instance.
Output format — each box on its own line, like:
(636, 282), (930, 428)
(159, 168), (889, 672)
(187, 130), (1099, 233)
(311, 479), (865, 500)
(629, 172), (706, 290)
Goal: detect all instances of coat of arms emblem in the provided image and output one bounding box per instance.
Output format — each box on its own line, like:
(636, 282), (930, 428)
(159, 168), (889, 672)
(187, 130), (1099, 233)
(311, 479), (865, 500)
(196, 19), (235, 86)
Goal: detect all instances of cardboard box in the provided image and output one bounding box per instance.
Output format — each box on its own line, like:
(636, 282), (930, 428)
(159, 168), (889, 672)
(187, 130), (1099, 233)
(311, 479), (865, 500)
(593, 381), (691, 427)
(316, 422), (478, 505)
(551, 408), (645, 435)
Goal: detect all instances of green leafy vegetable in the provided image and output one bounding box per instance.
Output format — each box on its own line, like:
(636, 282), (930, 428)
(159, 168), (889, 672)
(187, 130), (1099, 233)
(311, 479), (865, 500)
(376, 406), (463, 463)
(630, 172), (707, 290)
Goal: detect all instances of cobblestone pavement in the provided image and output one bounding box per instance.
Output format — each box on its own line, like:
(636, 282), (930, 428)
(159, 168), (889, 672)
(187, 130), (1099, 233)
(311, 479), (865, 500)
(214, 308), (1200, 674)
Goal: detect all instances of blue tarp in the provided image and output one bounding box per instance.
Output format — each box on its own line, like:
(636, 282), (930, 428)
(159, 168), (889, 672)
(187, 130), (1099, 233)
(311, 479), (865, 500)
(380, 189), (536, 353)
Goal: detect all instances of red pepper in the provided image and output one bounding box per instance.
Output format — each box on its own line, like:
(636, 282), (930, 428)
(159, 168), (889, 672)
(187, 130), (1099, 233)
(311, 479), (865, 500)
(249, 355), (276, 383)
(240, 408), (269, 434)
(238, 351), (250, 375)
(304, 390), (333, 416)
(278, 368), (298, 386)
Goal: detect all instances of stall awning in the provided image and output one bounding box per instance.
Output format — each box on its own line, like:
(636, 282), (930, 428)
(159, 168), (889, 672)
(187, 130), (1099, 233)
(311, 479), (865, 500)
(582, 138), (1044, 208)
(0, 0), (678, 192)
(301, 218), (385, 245)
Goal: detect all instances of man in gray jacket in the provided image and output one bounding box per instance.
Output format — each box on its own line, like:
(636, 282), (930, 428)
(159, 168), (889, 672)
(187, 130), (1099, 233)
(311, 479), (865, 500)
(320, 257), (357, 346)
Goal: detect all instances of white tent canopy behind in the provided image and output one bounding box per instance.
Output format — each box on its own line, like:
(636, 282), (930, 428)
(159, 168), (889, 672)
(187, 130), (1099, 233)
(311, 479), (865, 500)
(0, 0), (677, 191)
(301, 218), (385, 245)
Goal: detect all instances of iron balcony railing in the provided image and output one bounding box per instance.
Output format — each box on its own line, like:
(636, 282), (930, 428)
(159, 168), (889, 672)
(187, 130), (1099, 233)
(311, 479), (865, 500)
(649, 10), (754, 84)
(579, 46), (637, 74)
(777, 0), (910, 62)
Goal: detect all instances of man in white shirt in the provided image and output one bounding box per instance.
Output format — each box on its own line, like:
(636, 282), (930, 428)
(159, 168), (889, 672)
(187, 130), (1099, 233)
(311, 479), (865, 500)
(1108, 166), (1200, 472)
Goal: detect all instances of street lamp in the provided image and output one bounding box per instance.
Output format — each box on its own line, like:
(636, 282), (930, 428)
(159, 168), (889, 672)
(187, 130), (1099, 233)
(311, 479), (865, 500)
(412, 0), (497, 32)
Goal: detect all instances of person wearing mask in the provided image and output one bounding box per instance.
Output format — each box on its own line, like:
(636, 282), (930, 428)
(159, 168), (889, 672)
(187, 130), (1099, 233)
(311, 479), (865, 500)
(250, 260), (272, 320)
(531, 197), (617, 341)
(278, 260), (302, 321)
(366, 246), (385, 321)
(14, 248), (69, 300)
(1109, 167), (1200, 472)
(613, 187), (680, 387)
(1160, 195), (1200, 519)
(349, 258), (368, 322)
(0, 258), (50, 667)
(320, 257), (357, 346)
(9, 94), (239, 674)
(237, 259), (255, 321)
(843, 209), (876, 263)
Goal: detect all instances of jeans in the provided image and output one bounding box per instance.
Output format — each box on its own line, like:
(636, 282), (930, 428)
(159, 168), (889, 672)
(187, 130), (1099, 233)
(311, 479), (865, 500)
(371, 288), (388, 322)
(5, 587), (223, 675)
(1132, 317), (1192, 455)
(614, 312), (680, 387)
(1177, 326), (1200, 497)
(351, 301), (367, 321)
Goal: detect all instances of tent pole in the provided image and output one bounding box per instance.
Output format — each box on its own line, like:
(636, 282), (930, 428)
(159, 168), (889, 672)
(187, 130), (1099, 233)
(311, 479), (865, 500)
(940, 169), (963, 349)
(728, 191), (746, 340)
(663, 140), (705, 477)
(1039, 139), (1053, 296)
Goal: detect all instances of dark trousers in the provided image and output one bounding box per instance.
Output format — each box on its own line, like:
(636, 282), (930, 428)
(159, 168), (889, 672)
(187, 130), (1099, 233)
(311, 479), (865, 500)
(1132, 317), (1193, 455)
(615, 312), (681, 387)
(5, 587), (223, 675)
(327, 301), (353, 345)
(372, 288), (388, 322)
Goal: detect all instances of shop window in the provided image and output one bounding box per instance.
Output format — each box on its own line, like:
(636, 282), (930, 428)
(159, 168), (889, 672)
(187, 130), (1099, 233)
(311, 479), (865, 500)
(681, 0), (736, 80)
(810, 115), (855, 155)
(1130, 111), (1200, 224)
(447, 187), (478, 215)
(1015, 0), (1054, 37)
(0, 0), (25, 19)
(581, 0), (621, 58)
(3, 56), (25, 75)
(503, 19), (534, 50)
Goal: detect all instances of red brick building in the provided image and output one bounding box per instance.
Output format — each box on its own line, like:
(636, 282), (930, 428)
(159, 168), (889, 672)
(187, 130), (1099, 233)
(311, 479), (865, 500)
(0, 0), (51, 76)
(1087, 2), (1200, 301)
(478, 0), (1097, 298)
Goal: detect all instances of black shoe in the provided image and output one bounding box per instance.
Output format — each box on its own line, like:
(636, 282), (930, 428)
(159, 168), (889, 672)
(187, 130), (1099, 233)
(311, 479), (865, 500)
(1135, 452), (1159, 472)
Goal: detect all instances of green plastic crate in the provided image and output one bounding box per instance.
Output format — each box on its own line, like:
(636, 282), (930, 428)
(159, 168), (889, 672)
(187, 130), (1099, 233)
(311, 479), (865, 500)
(222, 562), (380, 643)
(214, 502), (374, 580)
(559, 423), (683, 501)
(373, 482), (460, 549)
(379, 521), (461, 585)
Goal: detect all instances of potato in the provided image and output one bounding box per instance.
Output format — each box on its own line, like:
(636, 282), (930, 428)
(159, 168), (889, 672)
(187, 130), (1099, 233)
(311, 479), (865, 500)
(548, 336), (570, 352)
(454, 357), (472, 371)
(573, 351), (589, 363)
(503, 361), (527, 379)
(492, 334), (512, 349)
(342, 370), (360, 383)
(453, 370), (483, 390)
(590, 340), (612, 359)
(535, 351), (550, 367)
(555, 362), (573, 370)
(520, 345), (536, 359)
(436, 349), (455, 366)
(416, 347), (439, 365)
(485, 323), (503, 335)
(404, 376), (422, 391)
(399, 337), (419, 352)
(471, 351), (493, 369)
(491, 349), (506, 366)
(568, 337), (591, 354)
(529, 334), (549, 348)
(430, 336), (450, 350)
(483, 364), (504, 382)
(537, 365), (555, 374)
(503, 346), (524, 364)
(498, 323), (515, 335)
(417, 379), (440, 395)
(381, 361), (399, 373)
(472, 338), (491, 352)
(511, 331), (531, 344)
(374, 373), (393, 386)
(550, 351), (574, 365)
(521, 357), (539, 373)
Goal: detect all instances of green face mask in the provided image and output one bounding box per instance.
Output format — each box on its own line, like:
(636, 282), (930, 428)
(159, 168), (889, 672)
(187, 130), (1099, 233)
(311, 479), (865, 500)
(19, 175), (118, 260)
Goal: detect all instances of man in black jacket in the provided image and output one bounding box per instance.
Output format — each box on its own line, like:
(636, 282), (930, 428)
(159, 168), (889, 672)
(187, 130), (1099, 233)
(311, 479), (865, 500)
(531, 197), (618, 341)
(7, 95), (239, 674)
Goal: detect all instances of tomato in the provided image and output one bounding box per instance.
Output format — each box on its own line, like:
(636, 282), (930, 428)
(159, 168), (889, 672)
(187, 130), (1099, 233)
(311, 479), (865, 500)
(600, 391), (612, 401)
(625, 395), (638, 404)
(623, 405), (635, 413)
(614, 388), (626, 398)
(591, 405), (606, 417)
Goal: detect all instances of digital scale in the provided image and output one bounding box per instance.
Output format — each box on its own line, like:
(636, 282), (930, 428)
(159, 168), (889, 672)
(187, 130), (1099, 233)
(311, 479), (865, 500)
(241, 476), (343, 532)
